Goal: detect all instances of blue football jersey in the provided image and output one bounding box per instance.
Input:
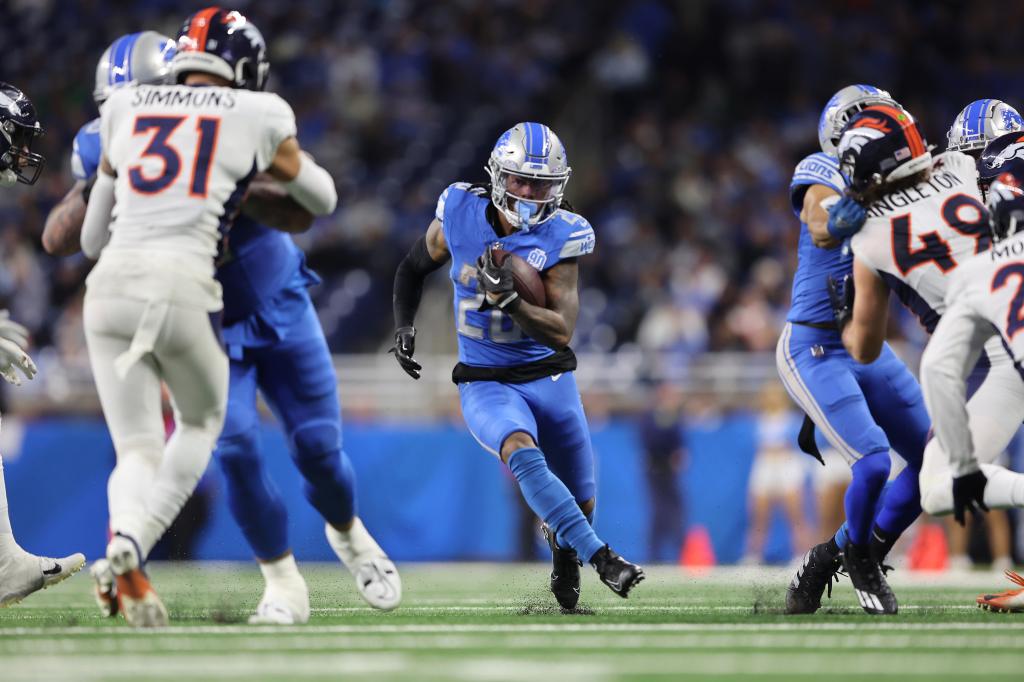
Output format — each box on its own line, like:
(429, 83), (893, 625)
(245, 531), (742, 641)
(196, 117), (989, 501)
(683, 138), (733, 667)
(786, 152), (850, 324)
(217, 214), (319, 326)
(71, 118), (102, 181)
(437, 183), (595, 367)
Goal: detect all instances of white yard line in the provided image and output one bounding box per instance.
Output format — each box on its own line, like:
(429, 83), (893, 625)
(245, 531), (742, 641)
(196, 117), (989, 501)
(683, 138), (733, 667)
(1, 621), (1022, 637)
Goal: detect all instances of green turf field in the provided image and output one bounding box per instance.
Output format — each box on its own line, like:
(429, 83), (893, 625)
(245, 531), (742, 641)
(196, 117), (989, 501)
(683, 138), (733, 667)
(1, 563), (1021, 681)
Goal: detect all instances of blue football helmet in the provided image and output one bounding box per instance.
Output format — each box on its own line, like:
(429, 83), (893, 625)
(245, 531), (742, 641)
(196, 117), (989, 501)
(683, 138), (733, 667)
(172, 7), (269, 91)
(486, 122), (571, 230)
(946, 99), (1024, 155)
(93, 31), (176, 105)
(0, 82), (44, 186)
(986, 170), (1024, 241)
(818, 84), (900, 156)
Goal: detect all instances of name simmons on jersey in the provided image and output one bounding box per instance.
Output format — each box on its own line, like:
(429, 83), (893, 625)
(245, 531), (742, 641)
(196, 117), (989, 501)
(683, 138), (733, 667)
(864, 165), (968, 219)
(131, 87), (239, 109)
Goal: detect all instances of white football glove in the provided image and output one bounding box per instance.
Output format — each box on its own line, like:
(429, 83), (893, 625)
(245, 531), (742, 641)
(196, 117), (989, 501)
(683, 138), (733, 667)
(0, 168), (18, 188)
(0, 309), (30, 348)
(0, 310), (36, 385)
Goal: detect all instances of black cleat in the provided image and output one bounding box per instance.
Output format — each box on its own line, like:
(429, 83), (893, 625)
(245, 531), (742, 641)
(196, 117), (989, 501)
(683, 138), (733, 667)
(785, 541), (844, 614)
(542, 524), (581, 610)
(843, 542), (898, 615)
(590, 545), (644, 598)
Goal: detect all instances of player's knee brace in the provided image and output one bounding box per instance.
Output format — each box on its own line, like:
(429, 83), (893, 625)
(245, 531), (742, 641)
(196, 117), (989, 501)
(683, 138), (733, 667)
(290, 420), (356, 525)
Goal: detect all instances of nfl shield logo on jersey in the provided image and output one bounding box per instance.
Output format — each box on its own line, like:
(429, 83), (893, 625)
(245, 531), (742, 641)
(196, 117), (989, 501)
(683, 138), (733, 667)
(526, 248), (547, 270)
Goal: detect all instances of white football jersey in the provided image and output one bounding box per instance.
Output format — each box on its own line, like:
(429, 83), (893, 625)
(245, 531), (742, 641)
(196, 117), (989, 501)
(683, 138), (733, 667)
(850, 151), (988, 332)
(948, 230), (1024, 366)
(99, 84), (296, 262)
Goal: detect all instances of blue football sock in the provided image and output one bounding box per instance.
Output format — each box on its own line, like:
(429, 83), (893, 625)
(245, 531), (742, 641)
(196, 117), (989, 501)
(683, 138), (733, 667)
(873, 466), (921, 540)
(291, 420), (357, 528)
(217, 433), (290, 560)
(507, 447), (605, 563)
(832, 523), (849, 551)
(843, 452), (891, 547)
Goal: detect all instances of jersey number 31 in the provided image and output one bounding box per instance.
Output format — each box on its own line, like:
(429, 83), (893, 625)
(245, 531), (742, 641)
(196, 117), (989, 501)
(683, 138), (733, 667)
(129, 115), (220, 197)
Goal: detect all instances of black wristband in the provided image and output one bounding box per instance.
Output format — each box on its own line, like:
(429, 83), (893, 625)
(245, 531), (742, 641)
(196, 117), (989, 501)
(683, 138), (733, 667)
(82, 177), (97, 204)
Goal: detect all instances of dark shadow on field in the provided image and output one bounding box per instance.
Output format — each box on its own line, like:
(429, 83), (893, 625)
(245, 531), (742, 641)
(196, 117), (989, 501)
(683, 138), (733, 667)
(516, 595), (595, 616)
(751, 583), (787, 615)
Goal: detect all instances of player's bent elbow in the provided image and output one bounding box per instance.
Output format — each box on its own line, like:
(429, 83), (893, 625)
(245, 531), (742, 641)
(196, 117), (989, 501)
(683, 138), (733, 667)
(849, 341), (881, 364)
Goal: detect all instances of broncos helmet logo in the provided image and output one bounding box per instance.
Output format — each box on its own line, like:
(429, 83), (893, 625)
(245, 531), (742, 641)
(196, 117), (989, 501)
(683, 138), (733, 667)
(989, 139), (1024, 169)
(851, 115), (892, 133)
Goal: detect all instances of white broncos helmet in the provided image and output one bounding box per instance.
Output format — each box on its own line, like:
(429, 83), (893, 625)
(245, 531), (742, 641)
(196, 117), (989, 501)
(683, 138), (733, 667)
(93, 31), (176, 105)
(946, 99), (1024, 154)
(818, 84), (900, 156)
(486, 122), (572, 230)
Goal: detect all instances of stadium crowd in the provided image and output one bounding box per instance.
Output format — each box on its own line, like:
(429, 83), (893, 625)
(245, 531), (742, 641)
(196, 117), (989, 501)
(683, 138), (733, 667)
(2, 0), (1023, 371)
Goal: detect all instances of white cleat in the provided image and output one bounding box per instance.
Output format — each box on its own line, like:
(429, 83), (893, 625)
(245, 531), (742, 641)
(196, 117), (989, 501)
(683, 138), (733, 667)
(352, 556), (402, 611)
(325, 518), (402, 611)
(0, 551), (86, 607)
(106, 534), (167, 628)
(90, 559), (118, 617)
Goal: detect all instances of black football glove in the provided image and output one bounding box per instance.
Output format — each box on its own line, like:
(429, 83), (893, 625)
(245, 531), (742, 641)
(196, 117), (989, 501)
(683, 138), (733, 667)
(952, 469), (989, 527)
(389, 325), (421, 380)
(476, 247), (519, 312)
(827, 273), (855, 329)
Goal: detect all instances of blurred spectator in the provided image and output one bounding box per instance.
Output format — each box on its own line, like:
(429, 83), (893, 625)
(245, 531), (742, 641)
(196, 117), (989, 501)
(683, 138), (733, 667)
(637, 382), (685, 563)
(2, 0), (1020, 370)
(743, 383), (810, 564)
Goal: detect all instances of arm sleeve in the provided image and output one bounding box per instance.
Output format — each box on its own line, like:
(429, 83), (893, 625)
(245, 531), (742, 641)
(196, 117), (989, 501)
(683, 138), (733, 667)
(80, 171), (115, 259)
(393, 235), (445, 329)
(283, 153), (337, 216)
(919, 299), (993, 476)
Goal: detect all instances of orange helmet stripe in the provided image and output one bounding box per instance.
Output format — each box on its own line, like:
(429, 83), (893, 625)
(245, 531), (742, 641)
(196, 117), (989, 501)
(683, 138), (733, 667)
(187, 6), (221, 51)
(864, 104), (927, 158)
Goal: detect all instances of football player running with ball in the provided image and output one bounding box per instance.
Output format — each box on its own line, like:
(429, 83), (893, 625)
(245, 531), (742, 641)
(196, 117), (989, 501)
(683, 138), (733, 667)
(79, 8), (337, 627)
(0, 83), (86, 607)
(391, 123), (644, 609)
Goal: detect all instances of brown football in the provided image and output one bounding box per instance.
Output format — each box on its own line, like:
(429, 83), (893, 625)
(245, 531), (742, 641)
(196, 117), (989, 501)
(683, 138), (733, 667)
(491, 247), (547, 308)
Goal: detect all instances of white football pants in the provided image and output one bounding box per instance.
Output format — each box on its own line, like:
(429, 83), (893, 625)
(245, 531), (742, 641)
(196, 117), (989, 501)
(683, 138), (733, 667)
(920, 334), (1024, 515)
(84, 294), (227, 560)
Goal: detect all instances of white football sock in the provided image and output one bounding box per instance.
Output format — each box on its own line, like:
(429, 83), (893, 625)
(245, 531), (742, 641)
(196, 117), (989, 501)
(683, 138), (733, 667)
(259, 553), (303, 585)
(125, 424), (216, 559)
(326, 518), (385, 565)
(0, 453), (22, 557)
(107, 435), (162, 546)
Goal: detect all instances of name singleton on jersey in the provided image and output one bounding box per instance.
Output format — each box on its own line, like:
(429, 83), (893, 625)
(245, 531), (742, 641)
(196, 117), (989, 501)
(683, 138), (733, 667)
(131, 87), (238, 110)
(864, 169), (964, 219)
